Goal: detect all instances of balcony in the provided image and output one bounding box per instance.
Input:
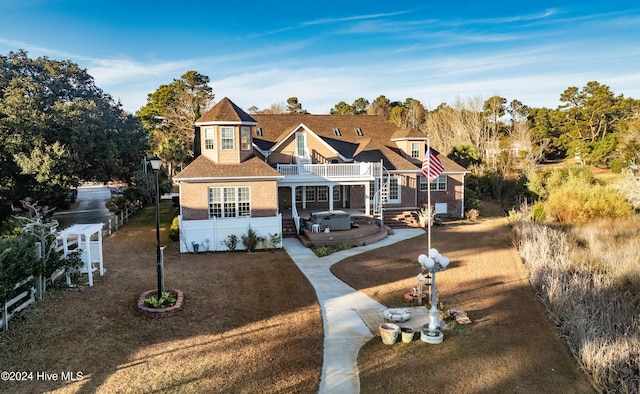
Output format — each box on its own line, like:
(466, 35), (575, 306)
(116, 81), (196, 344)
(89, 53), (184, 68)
(276, 162), (382, 182)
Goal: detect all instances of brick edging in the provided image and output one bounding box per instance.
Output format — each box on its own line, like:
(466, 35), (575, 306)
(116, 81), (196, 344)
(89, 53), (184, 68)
(137, 289), (184, 315)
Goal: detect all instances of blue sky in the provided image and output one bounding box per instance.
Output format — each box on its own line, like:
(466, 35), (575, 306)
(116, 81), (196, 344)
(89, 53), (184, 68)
(1, 1), (639, 114)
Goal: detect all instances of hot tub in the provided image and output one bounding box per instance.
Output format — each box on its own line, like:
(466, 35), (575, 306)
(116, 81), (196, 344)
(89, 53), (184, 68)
(310, 210), (351, 231)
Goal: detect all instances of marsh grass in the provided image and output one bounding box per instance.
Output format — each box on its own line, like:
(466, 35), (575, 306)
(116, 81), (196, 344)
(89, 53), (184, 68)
(515, 217), (640, 392)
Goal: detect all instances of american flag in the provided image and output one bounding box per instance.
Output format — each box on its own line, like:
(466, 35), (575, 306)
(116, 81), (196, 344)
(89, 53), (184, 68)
(421, 149), (444, 182)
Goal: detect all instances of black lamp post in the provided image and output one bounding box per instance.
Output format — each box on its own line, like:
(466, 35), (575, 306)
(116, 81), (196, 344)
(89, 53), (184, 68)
(148, 155), (163, 297)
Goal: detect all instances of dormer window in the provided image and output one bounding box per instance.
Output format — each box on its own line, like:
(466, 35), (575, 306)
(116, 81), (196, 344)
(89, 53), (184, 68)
(355, 127), (363, 136)
(411, 141), (421, 158)
(333, 128), (341, 136)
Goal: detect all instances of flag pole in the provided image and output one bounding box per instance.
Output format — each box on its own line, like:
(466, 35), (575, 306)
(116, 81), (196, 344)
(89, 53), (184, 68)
(427, 136), (432, 252)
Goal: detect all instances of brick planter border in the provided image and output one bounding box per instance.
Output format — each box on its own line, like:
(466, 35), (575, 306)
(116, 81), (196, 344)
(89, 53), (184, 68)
(137, 289), (184, 315)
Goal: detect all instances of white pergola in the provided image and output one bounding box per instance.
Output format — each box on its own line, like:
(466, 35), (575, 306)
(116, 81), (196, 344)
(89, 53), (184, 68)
(60, 223), (104, 286)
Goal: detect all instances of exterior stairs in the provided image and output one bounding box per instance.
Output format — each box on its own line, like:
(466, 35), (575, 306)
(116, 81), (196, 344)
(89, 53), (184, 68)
(282, 217), (298, 238)
(383, 209), (421, 228)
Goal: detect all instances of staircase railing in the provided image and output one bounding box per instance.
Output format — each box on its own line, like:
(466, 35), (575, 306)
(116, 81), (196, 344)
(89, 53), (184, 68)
(291, 203), (300, 234)
(373, 160), (390, 226)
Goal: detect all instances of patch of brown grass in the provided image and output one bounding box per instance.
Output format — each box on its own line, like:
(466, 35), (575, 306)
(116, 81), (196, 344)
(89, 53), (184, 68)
(332, 203), (594, 393)
(0, 201), (322, 393)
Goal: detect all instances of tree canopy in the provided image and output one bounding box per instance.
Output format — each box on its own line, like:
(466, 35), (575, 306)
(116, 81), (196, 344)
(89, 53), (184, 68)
(0, 50), (147, 210)
(136, 71), (214, 172)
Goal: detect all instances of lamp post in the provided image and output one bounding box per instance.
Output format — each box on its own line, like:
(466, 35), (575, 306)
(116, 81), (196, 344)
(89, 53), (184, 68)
(148, 155), (163, 297)
(418, 248), (450, 344)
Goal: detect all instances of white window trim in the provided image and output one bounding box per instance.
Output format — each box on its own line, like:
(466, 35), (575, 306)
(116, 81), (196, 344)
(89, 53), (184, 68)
(333, 186), (341, 201)
(387, 176), (401, 203)
(240, 126), (251, 150)
(370, 177), (401, 204)
(317, 186), (328, 202)
(208, 186), (251, 218)
(305, 186), (315, 202)
(204, 127), (215, 150)
(221, 126), (235, 150)
(420, 174), (447, 191)
(410, 142), (421, 158)
(296, 132), (307, 158)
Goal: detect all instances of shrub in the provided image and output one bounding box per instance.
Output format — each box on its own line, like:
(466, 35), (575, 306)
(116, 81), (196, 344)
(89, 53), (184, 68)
(531, 200), (546, 222)
(169, 216), (180, 241)
(464, 187), (482, 211)
(313, 246), (330, 257)
(337, 241), (352, 250)
(241, 227), (265, 252)
(609, 158), (624, 173)
(546, 184), (632, 224)
(222, 234), (239, 251)
(0, 236), (37, 303)
(465, 208), (479, 221)
(143, 291), (176, 309)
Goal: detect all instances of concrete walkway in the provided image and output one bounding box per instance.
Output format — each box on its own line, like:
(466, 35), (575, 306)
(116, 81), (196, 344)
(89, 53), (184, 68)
(283, 228), (424, 394)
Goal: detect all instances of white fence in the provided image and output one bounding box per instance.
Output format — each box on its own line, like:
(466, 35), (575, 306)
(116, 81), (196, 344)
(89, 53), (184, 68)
(0, 240), (69, 331)
(1, 201), (142, 331)
(179, 215), (283, 253)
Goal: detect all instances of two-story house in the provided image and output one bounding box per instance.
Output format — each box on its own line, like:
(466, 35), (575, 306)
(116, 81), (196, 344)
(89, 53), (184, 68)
(174, 97), (468, 252)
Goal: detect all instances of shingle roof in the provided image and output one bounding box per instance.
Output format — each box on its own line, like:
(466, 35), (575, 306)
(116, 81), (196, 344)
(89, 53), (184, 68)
(196, 97), (257, 124)
(175, 156), (282, 181)
(250, 114), (468, 173)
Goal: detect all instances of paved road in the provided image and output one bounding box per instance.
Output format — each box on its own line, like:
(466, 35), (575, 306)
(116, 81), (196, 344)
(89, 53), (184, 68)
(52, 185), (115, 230)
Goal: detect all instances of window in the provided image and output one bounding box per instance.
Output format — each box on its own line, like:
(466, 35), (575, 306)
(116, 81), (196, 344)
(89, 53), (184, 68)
(333, 128), (341, 136)
(295, 187), (303, 203)
(240, 126), (251, 150)
(388, 177), (399, 201)
(305, 186), (315, 202)
(221, 126), (234, 150)
(208, 186), (250, 218)
(411, 142), (421, 158)
(370, 177), (400, 203)
(420, 174), (447, 191)
(256, 127), (263, 136)
(355, 127), (363, 136)
(317, 186), (328, 202)
(333, 186), (341, 201)
(204, 127), (215, 150)
(296, 132), (306, 157)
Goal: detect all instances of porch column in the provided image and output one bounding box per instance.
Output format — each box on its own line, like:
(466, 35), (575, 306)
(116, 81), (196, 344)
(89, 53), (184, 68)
(302, 186), (307, 209)
(364, 182), (370, 216)
(328, 184), (334, 211)
(291, 186), (296, 211)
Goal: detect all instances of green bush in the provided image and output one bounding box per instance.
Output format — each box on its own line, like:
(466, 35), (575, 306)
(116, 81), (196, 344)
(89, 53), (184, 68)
(337, 241), (352, 250)
(464, 187), (482, 211)
(609, 159), (624, 174)
(241, 227), (265, 252)
(169, 216), (180, 241)
(313, 246), (330, 257)
(0, 236), (36, 303)
(531, 200), (546, 222)
(143, 291), (176, 308)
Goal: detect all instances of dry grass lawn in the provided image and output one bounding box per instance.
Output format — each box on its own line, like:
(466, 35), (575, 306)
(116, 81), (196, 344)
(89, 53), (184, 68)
(0, 202), (323, 393)
(331, 202), (594, 393)
(1, 200), (596, 393)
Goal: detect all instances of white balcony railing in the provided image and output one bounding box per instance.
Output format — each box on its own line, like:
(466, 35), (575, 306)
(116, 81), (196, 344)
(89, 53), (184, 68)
(276, 162), (382, 179)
